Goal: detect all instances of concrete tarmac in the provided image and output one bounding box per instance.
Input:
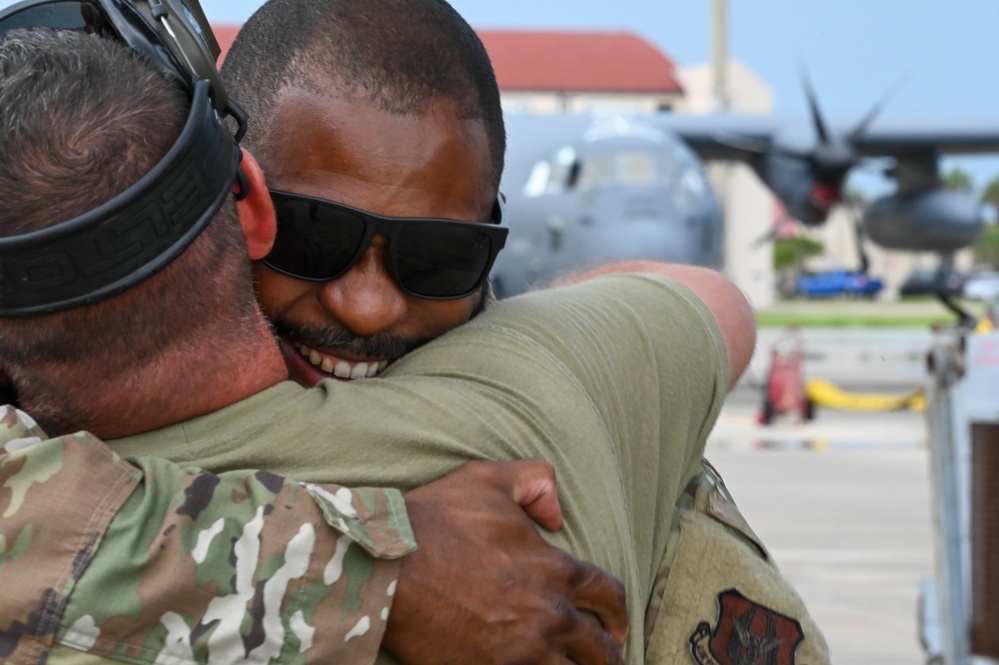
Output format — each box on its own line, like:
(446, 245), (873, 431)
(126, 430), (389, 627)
(705, 329), (936, 665)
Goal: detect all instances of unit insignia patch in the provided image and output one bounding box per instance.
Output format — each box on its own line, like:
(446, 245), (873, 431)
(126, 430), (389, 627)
(689, 589), (804, 665)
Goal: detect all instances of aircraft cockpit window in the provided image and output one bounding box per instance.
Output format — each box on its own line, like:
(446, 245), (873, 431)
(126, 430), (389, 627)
(576, 154), (617, 189)
(578, 152), (667, 189)
(523, 161), (552, 197)
(523, 146), (580, 197)
(523, 147), (708, 199)
(571, 151), (683, 191)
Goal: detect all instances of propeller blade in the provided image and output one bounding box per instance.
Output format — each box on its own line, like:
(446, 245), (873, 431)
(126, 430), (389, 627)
(750, 226), (781, 248)
(799, 63), (830, 145)
(849, 76), (908, 141)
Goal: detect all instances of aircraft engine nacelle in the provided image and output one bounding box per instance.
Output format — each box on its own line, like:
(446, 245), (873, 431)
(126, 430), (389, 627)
(862, 188), (985, 253)
(756, 153), (844, 227)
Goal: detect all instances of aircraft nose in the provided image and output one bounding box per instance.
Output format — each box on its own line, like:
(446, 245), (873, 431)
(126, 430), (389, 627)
(588, 217), (701, 264)
(582, 189), (721, 265)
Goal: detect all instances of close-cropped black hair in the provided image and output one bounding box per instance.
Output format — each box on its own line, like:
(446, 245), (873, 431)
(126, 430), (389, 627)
(221, 0), (505, 187)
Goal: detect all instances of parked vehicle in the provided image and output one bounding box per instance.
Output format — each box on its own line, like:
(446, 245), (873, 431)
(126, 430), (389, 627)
(899, 267), (967, 297)
(962, 271), (999, 301)
(796, 269), (884, 298)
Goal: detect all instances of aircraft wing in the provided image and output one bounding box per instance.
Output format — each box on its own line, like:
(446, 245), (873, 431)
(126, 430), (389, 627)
(657, 112), (999, 221)
(657, 113), (999, 161)
(849, 118), (999, 157)
(651, 114), (783, 162)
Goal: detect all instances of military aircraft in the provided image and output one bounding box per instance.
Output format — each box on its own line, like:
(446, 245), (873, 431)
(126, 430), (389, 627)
(490, 112), (725, 298)
(491, 92), (999, 298)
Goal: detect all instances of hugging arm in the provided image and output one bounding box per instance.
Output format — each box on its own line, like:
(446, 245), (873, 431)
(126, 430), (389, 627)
(388, 459), (628, 665)
(550, 260), (756, 389)
(0, 407), (627, 665)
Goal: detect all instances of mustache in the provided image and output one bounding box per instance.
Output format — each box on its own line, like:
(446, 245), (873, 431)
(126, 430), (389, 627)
(272, 319), (429, 359)
(270, 282), (491, 360)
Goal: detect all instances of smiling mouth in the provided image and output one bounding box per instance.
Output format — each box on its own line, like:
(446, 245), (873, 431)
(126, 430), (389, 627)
(293, 342), (390, 380)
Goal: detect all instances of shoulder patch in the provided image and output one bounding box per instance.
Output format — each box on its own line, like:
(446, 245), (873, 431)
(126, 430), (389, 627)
(689, 589), (804, 665)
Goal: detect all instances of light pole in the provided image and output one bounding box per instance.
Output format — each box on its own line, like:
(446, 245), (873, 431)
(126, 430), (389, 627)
(711, 0), (729, 112)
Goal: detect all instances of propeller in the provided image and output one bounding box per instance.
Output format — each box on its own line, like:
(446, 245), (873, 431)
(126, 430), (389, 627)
(750, 201), (799, 249)
(712, 71), (902, 181)
(778, 69), (906, 224)
(750, 226), (780, 249)
(799, 65), (856, 179)
(847, 75), (908, 143)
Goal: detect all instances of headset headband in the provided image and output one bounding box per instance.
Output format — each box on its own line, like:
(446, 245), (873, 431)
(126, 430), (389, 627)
(0, 80), (240, 316)
(0, 0), (248, 315)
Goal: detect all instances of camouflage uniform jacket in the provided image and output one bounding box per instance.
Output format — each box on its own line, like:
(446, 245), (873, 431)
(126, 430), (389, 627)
(0, 406), (416, 665)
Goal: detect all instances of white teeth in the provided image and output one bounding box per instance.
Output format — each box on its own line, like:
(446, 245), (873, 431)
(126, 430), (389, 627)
(294, 341), (389, 380)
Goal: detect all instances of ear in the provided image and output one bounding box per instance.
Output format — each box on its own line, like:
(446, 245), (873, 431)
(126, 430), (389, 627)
(234, 149), (277, 260)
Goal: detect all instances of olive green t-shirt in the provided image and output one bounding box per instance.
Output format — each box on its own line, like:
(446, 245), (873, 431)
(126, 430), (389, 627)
(110, 273), (729, 664)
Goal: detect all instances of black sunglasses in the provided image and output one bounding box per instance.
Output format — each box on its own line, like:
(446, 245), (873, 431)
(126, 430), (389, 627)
(264, 190), (509, 300)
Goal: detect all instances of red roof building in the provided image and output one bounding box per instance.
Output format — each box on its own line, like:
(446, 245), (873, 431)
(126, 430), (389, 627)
(211, 25), (683, 113)
(478, 30), (681, 96)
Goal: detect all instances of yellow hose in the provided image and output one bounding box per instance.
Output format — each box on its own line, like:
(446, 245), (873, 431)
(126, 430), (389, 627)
(805, 379), (925, 412)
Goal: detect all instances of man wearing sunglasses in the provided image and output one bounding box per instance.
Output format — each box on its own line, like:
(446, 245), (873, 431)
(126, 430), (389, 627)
(217, 2), (827, 663)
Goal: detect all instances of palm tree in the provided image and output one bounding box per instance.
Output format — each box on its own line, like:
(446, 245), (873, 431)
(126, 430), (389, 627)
(975, 174), (999, 268)
(943, 166), (974, 192)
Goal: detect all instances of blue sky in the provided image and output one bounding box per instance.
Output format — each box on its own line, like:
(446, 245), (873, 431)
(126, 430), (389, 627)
(202, 0), (999, 117)
(6, 0), (999, 193)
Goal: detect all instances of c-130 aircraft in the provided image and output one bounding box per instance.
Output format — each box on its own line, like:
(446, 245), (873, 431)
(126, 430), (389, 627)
(490, 88), (999, 300)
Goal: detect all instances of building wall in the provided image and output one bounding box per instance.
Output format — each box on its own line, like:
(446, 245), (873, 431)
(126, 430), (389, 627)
(673, 62), (773, 114)
(676, 62), (777, 309)
(707, 162), (779, 310)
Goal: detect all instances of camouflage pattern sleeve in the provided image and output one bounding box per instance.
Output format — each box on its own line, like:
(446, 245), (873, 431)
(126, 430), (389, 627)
(0, 406), (416, 665)
(0, 406), (141, 665)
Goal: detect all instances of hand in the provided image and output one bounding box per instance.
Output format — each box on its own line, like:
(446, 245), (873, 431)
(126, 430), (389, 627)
(384, 459), (628, 665)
